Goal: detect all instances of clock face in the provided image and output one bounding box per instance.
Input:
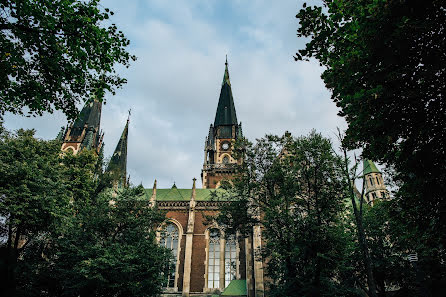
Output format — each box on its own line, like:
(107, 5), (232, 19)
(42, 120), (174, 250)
(222, 142), (230, 150)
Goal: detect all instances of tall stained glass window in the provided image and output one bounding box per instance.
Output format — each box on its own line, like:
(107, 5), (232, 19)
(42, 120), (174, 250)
(225, 235), (237, 287)
(160, 223), (179, 288)
(208, 229), (221, 289)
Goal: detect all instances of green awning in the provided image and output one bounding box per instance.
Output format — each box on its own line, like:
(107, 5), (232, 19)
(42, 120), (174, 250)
(221, 279), (247, 296)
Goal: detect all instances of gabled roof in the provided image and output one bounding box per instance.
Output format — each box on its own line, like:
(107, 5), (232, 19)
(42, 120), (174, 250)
(106, 118), (129, 181)
(363, 159), (381, 175)
(214, 59), (238, 127)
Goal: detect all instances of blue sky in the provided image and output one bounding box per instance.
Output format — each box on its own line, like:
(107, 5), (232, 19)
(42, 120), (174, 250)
(3, 0), (348, 189)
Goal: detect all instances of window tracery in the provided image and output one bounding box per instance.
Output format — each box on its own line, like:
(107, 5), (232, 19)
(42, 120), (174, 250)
(160, 223), (179, 288)
(208, 228), (221, 289)
(225, 235), (237, 287)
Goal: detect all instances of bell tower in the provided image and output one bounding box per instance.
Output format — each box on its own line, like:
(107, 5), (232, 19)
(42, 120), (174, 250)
(363, 159), (390, 205)
(201, 58), (243, 189)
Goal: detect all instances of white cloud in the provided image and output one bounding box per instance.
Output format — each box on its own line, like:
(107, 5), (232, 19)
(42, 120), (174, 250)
(3, 0), (346, 189)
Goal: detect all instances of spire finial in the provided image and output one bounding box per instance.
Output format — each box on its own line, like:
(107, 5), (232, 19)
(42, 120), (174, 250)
(191, 178), (197, 201)
(150, 179), (157, 207)
(222, 56), (231, 86)
(127, 108), (131, 122)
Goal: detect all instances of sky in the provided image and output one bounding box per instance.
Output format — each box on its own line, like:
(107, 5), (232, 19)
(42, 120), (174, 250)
(3, 0), (349, 189)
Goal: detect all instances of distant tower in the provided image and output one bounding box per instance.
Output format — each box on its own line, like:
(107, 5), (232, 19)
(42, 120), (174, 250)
(60, 98), (103, 155)
(106, 114), (130, 188)
(201, 58), (243, 189)
(363, 159), (389, 205)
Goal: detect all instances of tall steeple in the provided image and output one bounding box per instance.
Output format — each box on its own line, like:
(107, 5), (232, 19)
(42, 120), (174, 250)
(202, 58), (243, 189)
(363, 159), (389, 205)
(106, 112), (130, 187)
(214, 56), (238, 127)
(61, 97), (104, 154)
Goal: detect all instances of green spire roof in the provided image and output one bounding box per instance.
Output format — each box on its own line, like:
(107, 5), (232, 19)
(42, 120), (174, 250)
(222, 56), (231, 86)
(71, 98), (102, 134)
(214, 58), (238, 127)
(106, 117), (129, 182)
(363, 159), (381, 175)
(56, 126), (66, 141)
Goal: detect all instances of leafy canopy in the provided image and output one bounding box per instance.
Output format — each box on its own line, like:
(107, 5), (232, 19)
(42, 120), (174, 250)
(0, 0), (136, 119)
(296, 1), (446, 292)
(215, 132), (358, 296)
(0, 128), (169, 297)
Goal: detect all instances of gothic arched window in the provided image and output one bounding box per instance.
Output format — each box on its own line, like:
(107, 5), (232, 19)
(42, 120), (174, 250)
(222, 155), (229, 164)
(225, 235), (237, 287)
(160, 223), (179, 288)
(208, 229), (221, 289)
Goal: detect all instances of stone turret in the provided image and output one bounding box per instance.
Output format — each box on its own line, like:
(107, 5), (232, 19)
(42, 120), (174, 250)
(363, 159), (390, 205)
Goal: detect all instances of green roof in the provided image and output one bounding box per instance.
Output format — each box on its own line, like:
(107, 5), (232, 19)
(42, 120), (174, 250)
(144, 186), (224, 201)
(363, 159), (381, 175)
(221, 279), (247, 296)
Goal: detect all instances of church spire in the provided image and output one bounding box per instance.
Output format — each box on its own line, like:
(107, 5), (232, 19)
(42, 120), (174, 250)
(214, 57), (238, 127)
(106, 112), (129, 187)
(61, 97), (103, 154)
(203, 58), (243, 189)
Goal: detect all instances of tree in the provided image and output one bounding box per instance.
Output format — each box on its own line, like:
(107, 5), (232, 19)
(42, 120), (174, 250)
(0, 0), (136, 120)
(340, 141), (379, 297)
(18, 186), (169, 297)
(296, 1), (446, 293)
(0, 128), (169, 297)
(360, 200), (416, 297)
(0, 129), (70, 295)
(215, 132), (359, 296)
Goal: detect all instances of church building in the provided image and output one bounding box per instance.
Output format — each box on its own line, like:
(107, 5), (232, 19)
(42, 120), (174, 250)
(145, 59), (265, 297)
(59, 59), (389, 297)
(59, 59), (264, 297)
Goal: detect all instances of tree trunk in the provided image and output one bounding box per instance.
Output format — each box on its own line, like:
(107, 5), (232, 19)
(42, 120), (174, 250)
(341, 145), (378, 297)
(354, 211), (378, 297)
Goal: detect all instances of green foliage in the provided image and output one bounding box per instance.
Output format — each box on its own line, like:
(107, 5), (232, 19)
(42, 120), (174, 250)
(361, 201), (415, 295)
(0, 0), (136, 119)
(0, 128), (168, 297)
(216, 131), (359, 296)
(18, 187), (169, 297)
(296, 1), (446, 294)
(0, 128), (70, 293)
